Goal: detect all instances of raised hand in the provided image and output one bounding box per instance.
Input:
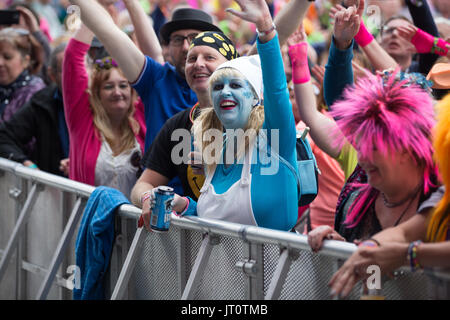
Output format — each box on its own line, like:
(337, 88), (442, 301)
(286, 26), (307, 47)
(332, 0), (365, 49)
(226, 0), (271, 25)
(397, 24), (418, 43)
(16, 6), (40, 32)
(226, 0), (274, 39)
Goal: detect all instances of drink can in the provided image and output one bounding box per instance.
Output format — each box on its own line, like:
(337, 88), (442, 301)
(150, 186), (174, 232)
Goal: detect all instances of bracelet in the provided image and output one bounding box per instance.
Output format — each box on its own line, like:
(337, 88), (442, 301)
(407, 240), (423, 272)
(256, 22), (276, 38)
(140, 190), (153, 205)
(431, 37), (449, 56)
(175, 197), (190, 216)
(28, 163), (38, 169)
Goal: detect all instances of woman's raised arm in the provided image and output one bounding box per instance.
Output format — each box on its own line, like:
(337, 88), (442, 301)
(69, 0), (145, 83)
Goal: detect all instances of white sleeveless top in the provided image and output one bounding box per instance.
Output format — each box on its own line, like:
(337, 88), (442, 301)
(196, 142), (257, 226)
(94, 137), (141, 200)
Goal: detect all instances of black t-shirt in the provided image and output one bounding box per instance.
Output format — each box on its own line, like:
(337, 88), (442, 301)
(143, 107), (205, 201)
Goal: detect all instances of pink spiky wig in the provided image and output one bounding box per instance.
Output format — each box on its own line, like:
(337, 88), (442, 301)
(330, 71), (438, 228)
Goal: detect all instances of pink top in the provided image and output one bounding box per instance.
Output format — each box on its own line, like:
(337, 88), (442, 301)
(62, 38), (146, 186)
(296, 116), (345, 232)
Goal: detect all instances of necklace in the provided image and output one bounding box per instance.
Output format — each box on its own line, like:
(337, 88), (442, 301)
(392, 191), (416, 227)
(381, 183), (422, 227)
(189, 103), (200, 124)
(381, 183), (422, 208)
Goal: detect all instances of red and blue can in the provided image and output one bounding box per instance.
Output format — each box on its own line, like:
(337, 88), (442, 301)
(150, 186), (174, 232)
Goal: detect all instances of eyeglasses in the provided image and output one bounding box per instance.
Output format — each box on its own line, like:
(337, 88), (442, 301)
(169, 33), (198, 47)
(381, 26), (400, 37)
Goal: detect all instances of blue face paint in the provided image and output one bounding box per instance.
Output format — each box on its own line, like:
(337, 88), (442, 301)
(211, 75), (256, 130)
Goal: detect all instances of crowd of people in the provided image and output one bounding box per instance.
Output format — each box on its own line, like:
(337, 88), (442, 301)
(0, 0), (450, 299)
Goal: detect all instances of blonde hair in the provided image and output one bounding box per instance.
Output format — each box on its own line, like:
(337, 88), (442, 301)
(193, 67), (264, 173)
(88, 66), (139, 155)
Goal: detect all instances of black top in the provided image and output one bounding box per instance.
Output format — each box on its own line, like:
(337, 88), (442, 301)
(144, 106), (205, 201)
(0, 84), (67, 176)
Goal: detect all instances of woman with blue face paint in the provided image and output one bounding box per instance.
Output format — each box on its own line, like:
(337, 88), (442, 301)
(172, 0), (299, 231)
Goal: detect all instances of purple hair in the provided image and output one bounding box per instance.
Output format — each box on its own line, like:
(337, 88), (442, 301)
(330, 71), (438, 228)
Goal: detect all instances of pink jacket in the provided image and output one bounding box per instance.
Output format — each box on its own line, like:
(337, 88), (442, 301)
(62, 38), (146, 186)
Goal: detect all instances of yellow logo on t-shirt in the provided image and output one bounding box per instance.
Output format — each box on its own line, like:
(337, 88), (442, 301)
(186, 165), (205, 199)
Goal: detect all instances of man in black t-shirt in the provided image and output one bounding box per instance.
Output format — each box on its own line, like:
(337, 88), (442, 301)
(141, 106), (205, 201)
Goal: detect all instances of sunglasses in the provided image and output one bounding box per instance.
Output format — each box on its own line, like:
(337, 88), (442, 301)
(130, 150), (144, 179)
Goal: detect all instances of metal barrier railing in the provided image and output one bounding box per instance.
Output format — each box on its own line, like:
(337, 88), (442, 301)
(0, 157), (448, 300)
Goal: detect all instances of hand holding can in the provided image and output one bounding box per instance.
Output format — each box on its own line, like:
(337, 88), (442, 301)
(146, 186), (174, 232)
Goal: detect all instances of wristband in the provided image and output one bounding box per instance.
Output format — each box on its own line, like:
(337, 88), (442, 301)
(174, 197), (190, 216)
(407, 240), (423, 272)
(28, 163), (38, 169)
(411, 28), (437, 54)
(354, 20), (374, 47)
(288, 42), (311, 84)
(256, 22), (276, 38)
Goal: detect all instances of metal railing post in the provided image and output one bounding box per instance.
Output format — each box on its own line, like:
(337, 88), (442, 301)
(265, 248), (298, 300)
(36, 197), (85, 300)
(181, 234), (219, 300)
(110, 227), (146, 300)
(0, 183), (41, 284)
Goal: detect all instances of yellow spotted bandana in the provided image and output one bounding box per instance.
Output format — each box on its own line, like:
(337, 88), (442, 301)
(189, 31), (238, 61)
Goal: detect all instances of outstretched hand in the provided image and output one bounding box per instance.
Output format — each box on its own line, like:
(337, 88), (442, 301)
(331, 0), (365, 50)
(287, 25), (308, 47)
(328, 242), (408, 298)
(226, 0), (272, 32)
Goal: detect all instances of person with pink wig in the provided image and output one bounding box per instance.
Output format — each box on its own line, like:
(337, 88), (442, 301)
(327, 93), (450, 299)
(307, 3), (441, 253)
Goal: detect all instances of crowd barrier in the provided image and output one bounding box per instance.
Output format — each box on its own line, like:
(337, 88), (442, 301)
(0, 157), (449, 300)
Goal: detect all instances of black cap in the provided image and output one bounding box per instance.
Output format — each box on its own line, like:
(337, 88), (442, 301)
(159, 8), (222, 44)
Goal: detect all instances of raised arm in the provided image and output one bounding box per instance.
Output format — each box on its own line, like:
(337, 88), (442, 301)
(330, 3), (398, 72)
(397, 24), (450, 58)
(62, 24), (94, 129)
(228, 0), (296, 159)
(69, 0), (145, 83)
(323, 4), (362, 107)
(405, 0), (440, 74)
(247, 0), (311, 55)
(288, 30), (343, 159)
(123, 0), (164, 64)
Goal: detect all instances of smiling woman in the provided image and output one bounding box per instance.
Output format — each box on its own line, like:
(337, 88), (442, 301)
(307, 70), (440, 251)
(62, 23), (146, 199)
(210, 70), (257, 130)
(176, 0), (300, 232)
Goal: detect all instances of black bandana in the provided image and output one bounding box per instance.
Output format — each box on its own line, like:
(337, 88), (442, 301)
(189, 31), (238, 61)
